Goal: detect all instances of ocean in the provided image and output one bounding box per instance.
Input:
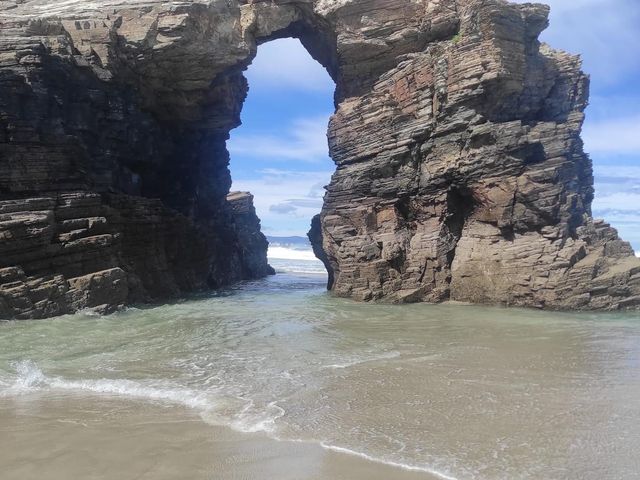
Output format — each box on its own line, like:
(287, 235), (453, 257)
(1, 243), (639, 479)
(267, 242), (327, 276)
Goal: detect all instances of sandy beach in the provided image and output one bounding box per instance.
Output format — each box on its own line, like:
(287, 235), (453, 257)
(2, 277), (639, 479)
(0, 393), (437, 480)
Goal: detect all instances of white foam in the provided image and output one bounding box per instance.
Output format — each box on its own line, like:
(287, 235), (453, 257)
(273, 266), (327, 275)
(76, 308), (104, 317)
(2, 361), (461, 480)
(3, 360), (210, 410)
(231, 400), (285, 434)
(0, 359), (47, 395)
(2, 360), (288, 436)
(319, 443), (459, 480)
(268, 246), (318, 261)
(321, 351), (401, 370)
(268, 246), (327, 274)
(49, 378), (210, 409)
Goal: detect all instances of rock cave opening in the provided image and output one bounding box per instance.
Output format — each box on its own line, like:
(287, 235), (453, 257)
(444, 184), (477, 265)
(227, 37), (336, 277)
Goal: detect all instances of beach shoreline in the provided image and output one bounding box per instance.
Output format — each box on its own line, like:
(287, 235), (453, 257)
(0, 393), (440, 480)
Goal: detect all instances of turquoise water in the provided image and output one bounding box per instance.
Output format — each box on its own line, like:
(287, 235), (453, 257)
(1, 270), (640, 479)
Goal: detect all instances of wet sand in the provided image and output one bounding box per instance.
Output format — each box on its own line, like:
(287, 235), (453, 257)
(0, 393), (437, 480)
(2, 274), (640, 479)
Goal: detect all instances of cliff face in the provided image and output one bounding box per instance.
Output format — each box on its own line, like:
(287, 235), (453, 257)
(316, 1), (640, 310)
(0, 0), (638, 318)
(227, 191), (276, 280)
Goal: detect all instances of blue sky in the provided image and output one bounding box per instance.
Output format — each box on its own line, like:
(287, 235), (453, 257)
(230, 0), (640, 250)
(228, 38), (334, 238)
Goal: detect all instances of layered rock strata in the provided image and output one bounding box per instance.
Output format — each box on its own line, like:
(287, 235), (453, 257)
(0, 0), (638, 318)
(0, 191), (271, 319)
(227, 191), (275, 279)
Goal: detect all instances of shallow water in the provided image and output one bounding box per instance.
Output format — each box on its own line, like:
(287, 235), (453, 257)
(1, 270), (640, 479)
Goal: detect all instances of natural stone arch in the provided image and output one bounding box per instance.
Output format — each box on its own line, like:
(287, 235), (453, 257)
(0, 0), (639, 319)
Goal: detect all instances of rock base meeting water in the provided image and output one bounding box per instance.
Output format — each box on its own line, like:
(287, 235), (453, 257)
(2, 260), (639, 479)
(1, 0), (639, 317)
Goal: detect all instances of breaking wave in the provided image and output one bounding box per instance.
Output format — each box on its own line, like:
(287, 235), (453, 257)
(268, 246), (318, 261)
(0, 359), (459, 479)
(267, 246), (326, 275)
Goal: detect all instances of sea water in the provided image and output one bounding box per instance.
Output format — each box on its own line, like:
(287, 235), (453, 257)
(1, 245), (639, 479)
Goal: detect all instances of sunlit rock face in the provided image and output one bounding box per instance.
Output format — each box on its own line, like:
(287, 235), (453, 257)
(0, 0), (638, 318)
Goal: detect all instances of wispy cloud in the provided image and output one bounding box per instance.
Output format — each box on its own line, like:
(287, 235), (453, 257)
(232, 169), (333, 236)
(593, 165), (640, 208)
(246, 38), (335, 92)
(592, 169), (640, 251)
(593, 192), (640, 213)
(270, 203), (297, 214)
(583, 115), (640, 155)
(229, 116), (331, 162)
(593, 165), (640, 214)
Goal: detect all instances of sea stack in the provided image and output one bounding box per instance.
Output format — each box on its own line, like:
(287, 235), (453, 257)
(0, 0), (638, 318)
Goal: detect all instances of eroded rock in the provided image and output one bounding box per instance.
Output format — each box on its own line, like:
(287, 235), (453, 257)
(227, 191), (275, 279)
(0, 0), (638, 317)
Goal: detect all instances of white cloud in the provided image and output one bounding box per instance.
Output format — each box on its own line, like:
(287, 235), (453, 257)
(593, 192), (640, 213)
(246, 38), (335, 92)
(592, 198), (640, 252)
(232, 169), (333, 236)
(594, 165), (640, 179)
(270, 203), (297, 214)
(229, 116), (331, 162)
(583, 115), (640, 155)
(593, 165), (640, 215)
(593, 165), (640, 204)
(512, 0), (640, 85)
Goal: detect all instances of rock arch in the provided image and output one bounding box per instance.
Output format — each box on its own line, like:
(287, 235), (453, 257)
(0, 0), (638, 318)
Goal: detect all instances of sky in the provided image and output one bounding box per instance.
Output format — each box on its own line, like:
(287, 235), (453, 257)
(228, 38), (334, 238)
(230, 0), (640, 250)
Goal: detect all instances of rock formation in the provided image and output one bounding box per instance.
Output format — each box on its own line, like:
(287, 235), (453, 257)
(227, 191), (275, 279)
(0, 0), (638, 318)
